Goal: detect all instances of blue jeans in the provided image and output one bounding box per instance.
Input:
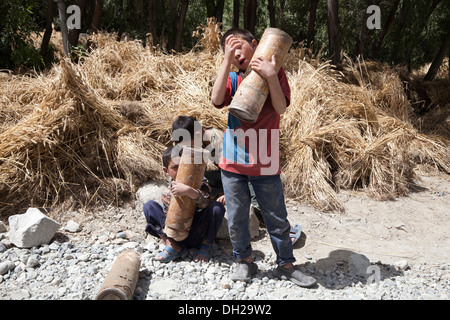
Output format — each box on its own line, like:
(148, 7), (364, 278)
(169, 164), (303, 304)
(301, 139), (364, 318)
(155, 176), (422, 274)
(221, 170), (295, 266)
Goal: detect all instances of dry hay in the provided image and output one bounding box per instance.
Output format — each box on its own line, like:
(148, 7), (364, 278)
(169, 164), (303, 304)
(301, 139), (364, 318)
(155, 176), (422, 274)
(0, 26), (448, 217)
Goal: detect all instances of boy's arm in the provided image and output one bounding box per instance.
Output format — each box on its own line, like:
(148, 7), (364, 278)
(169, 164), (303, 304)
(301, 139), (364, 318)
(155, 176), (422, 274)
(171, 181), (211, 209)
(171, 181), (202, 200)
(211, 59), (231, 106)
(251, 55), (288, 115)
(211, 35), (241, 106)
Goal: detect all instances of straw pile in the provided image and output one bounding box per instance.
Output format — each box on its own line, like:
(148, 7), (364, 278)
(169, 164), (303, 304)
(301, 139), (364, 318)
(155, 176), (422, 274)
(0, 23), (448, 217)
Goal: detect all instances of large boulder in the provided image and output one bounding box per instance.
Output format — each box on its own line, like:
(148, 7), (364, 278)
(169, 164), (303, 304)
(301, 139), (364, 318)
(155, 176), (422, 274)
(135, 180), (168, 208)
(216, 207), (260, 240)
(8, 208), (60, 248)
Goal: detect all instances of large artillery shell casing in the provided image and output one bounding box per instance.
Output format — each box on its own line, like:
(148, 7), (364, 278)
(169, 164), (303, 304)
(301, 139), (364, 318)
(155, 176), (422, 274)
(164, 146), (209, 241)
(95, 250), (140, 300)
(229, 28), (293, 123)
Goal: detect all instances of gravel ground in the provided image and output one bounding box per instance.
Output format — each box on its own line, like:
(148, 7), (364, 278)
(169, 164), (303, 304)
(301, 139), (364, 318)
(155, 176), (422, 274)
(1, 228), (448, 301)
(1, 170), (449, 301)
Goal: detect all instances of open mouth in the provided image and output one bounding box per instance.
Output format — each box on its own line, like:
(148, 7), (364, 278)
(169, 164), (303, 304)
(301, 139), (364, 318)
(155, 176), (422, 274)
(238, 58), (246, 67)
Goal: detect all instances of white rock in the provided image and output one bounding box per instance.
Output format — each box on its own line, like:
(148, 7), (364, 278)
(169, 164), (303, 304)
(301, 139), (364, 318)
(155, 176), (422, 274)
(0, 261), (16, 275)
(135, 180), (168, 207)
(64, 220), (81, 233)
(8, 208), (60, 248)
(395, 260), (410, 271)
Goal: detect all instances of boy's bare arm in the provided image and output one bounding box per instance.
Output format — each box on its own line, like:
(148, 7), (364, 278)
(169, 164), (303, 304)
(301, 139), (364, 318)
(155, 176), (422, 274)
(211, 59), (231, 106)
(171, 181), (201, 200)
(211, 35), (241, 106)
(251, 55), (287, 115)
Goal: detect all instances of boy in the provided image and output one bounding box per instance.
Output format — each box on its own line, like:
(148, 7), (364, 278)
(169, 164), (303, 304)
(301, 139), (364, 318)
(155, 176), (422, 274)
(171, 115), (225, 203)
(210, 28), (316, 287)
(143, 146), (225, 263)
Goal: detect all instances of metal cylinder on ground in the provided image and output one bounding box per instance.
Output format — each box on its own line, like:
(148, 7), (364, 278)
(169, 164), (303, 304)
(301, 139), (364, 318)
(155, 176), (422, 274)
(95, 249), (141, 300)
(229, 28), (293, 123)
(164, 146), (209, 241)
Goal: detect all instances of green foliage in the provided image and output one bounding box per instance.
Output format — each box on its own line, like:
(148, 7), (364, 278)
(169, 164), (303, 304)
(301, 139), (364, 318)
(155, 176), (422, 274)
(2, 0), (449, 70)
(0, 0), (43, 69)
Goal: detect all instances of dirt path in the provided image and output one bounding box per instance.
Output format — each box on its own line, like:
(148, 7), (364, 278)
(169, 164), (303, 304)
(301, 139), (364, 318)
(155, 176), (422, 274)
(260, 167), (450, 269)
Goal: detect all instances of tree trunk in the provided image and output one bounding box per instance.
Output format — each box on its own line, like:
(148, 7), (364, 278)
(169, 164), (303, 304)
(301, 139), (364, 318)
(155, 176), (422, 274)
(40, 0), (55, 59)
(174, 0), (189, 52)
(306, 0), (318, 48)
(68, 0), (87, 47)
(424, 31), (450, 81)
(56, 0), (70, 57)
(244, 0), (257, 35)
(206, 0), (225, 23)
(136, 0), (145, 45)
(91, 0), (103, 33)
(148, 0), (158, 44)
(405, 0), (442, 70)
(327, 0), (341, 67)
(390, 0), (411, 64)
(354, 0), (379, 58)
(268, 0), (276, 28)
(232, 0), (239, 28)
(371, 0), (400, 59)
(279, 0), (285, 30)
(116, 0), (125, 41)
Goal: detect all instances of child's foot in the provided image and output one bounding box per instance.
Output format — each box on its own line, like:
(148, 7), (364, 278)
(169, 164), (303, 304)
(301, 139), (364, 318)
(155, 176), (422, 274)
(290, 224), (301, 245)
(274, 265), (316, 287)
(156, 236), (186, 263)
(194, 242), (212, 263)
(156, 244), (186, 263)
(231, 260), (258, 282)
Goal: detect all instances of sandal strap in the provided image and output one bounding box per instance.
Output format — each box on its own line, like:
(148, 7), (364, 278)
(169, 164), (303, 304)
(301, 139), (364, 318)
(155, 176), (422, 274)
(196, 243), (212, 258)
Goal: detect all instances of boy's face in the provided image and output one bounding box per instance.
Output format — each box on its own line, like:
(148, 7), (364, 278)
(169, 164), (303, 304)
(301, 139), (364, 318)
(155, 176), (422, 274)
(163, 157), (180, 181)
(178, 128), (203, 148)
(229, 36), (257, 71)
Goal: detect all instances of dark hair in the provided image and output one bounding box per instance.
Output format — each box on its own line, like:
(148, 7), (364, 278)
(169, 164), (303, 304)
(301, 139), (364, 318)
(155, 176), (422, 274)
(162, 145), (183, 169)
(171, 115), (201, 142)
(220, 28), (256, 50)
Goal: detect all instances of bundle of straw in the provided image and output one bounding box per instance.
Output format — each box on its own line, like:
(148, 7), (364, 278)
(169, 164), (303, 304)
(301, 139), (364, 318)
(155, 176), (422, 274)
(0, 22), (448, 218)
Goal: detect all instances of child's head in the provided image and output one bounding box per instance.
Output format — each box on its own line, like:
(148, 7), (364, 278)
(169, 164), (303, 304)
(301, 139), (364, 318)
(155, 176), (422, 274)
(162, 145), (183, 180)
(171, 115), (203, 147)
(221, 28), (257, 71)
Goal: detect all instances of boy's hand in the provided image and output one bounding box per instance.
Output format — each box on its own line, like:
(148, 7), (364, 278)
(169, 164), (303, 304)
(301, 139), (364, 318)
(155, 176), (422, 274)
(224, 35), (241, 63)
(171, 181), (192, 197)
(251, 55), (277, 80)
(216, 195), (226, 205)
(171, 181), (201, 200)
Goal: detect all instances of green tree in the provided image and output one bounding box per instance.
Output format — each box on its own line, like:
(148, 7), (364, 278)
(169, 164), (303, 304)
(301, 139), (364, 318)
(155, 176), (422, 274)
(0, 0), (42, 69)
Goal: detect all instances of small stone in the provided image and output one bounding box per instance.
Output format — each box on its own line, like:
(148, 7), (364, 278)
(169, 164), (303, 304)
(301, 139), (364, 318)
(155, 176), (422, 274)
(0, 261), (16, 275)
(64, 220), (81, 233)
(116, 232), (127, 239)
(187, 277), (198, 284)
(26, 256), (40, 268)
(395, 260), (410, 271)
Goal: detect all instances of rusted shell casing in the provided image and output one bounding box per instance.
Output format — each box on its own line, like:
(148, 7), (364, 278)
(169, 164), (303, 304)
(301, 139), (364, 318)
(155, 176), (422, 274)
(164, 146), (208, 241)
(95, 250), (141, 300)
(229, 28), (293, 123)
